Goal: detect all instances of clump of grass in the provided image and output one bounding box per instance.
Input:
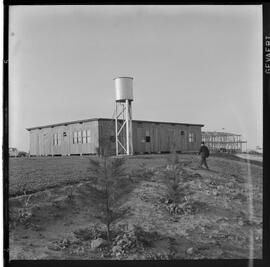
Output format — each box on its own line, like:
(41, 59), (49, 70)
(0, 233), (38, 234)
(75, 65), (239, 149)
(74, 223), (107, 241)
(10, 181), (33, 228)
(65, 179), (76, 201)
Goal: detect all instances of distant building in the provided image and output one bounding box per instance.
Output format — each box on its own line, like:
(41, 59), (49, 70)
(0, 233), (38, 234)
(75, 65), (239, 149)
(255, 146), (262, 154)
(9, 147), (19, 157)
(202, 131), (247, 153)
(26, 118), (204, 156)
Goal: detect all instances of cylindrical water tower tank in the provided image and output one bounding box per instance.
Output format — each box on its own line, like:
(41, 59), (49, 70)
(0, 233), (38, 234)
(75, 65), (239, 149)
(114, 77), (133, 102)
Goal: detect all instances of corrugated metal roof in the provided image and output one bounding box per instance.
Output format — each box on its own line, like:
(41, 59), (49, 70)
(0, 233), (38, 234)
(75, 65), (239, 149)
(26, 118), (204, 131)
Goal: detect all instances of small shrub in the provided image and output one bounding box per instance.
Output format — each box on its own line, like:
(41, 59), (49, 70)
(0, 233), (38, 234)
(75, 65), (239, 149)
(133, 163), (155, 180)
(14, 178), (30, 196)
(111, 224), (161, 257)
(133, 225), (160, 246)
(162, 153), (184, 204)
(10, 191), (33, 228)
(88, 153), (127, 242)
(74, 224), (107, 241)
(65, 182), (76, 200)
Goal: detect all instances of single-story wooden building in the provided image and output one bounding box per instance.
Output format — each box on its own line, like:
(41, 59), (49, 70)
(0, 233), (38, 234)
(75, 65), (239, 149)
(26, 118), (204, 156)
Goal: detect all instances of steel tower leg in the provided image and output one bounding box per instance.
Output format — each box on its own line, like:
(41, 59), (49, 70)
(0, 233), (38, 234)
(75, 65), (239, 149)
(115, 102), (119, 156)
(115, 100), (133, 156)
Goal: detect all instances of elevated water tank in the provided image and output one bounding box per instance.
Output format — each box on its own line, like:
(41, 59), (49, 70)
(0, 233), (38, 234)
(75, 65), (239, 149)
(114, 77), (133, 102)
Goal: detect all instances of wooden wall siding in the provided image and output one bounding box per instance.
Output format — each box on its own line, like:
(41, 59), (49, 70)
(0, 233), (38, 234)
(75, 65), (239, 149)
(187, 125), (202, 152)
(99, 120), (121, 154)
(67, 121), (99, 155)
(98, 120), (202, 154)
(131, 122), (201, 154)
(28, 119), (202, 156)
(29, 121), (99, 156)
(135, 126), (145, 153)
(29, 129), (40, 156)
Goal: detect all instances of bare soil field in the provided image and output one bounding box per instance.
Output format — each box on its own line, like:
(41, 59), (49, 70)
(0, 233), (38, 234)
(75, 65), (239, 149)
(236, 153), (263, 163)
(9, 154), (262, 260)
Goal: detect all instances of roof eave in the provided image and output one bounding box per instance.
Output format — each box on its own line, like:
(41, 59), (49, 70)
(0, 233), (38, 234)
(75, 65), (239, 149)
(26, 118), (204, 131)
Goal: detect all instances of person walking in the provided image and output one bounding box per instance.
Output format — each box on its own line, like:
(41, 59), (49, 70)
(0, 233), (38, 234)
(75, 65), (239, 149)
(198, 141), (210, 169)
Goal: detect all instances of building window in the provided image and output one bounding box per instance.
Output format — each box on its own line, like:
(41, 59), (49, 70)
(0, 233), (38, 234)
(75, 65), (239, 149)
(110, 136), (115, 142)
(63, 132), (67, 137)
(181, 131), (185, 136)
(86, 130), (91, 143)
(189, 132), (195, 143)
(53, 134), (56, 145)
(82, 130), (86, 144)
(58, 132), (61, 146)
(78, 131), (82, 144)
(53, 133), (57, 146)
(73, 132), (78, 144)
(145, 129), (150, 143)
(53, 133), (61, 146)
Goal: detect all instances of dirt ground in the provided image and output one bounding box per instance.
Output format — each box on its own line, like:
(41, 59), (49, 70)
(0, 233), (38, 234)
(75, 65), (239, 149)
(236, 153), (263, 162)
(9, 154), (262, 260)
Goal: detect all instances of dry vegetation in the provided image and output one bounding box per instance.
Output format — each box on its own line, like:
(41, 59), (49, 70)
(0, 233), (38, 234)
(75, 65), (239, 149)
(9, 154), (262, 260)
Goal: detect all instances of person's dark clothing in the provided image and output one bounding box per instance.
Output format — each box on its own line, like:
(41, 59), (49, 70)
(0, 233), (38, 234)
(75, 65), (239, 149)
(200, 156), (209, 169)
(199, 145), (209, 158)
(199, 145), (209, 169)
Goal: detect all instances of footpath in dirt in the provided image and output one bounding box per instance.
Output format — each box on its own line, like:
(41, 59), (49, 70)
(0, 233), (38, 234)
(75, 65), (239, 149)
(9, 154), (262, 260)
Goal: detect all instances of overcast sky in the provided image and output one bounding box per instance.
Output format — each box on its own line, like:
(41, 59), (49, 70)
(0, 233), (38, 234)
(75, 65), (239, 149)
(9, 5), (262, 152)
